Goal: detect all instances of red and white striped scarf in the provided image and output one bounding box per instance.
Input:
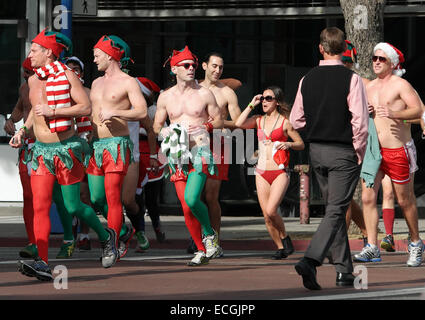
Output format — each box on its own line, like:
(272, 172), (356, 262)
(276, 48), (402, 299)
(34, 61), (72, 133)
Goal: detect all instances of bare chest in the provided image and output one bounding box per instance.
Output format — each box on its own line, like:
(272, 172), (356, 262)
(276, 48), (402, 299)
(166, 92), (207, 120)
(368, 83), (405, 111)
(91, 79), (128, 107)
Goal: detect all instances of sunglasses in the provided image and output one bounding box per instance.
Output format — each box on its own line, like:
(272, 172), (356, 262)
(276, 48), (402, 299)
(372, 55), (387, 63)
(260, 95), (276, 102)
(176, 62), (198, 70)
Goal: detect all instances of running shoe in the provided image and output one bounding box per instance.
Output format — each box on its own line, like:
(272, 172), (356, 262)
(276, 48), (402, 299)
(187, 251), (209, 266)
(77, 238), (91, 251)
(118, 225), (135, 258)
(353, 244), (382, 262)
(216, 246), (224, 258)
(380, 234), (395, 252)
(19, 244), (38, 259)
(282, 235), (295, 256)
(101, 228), (118, 268)
(56, 241), (75, 259)
(203, 230), (220, 259)
(155, 229), (166, 243)
(135, 231), (150, 252)
(271, 249), (288, 260)
(407, 240), (424, 267)
(18, 259), (53, 281)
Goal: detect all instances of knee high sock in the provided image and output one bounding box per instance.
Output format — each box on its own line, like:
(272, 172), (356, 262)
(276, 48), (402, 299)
(382, 208), (395, 236)
(60, 183), (109, 242)
(20, 171), (35, 244)
(88, 174), (127, 238)
(31, 174), (56, 263)
(174, 180), (205, 252)
(184, 172), (214, 236)
(52, 182), (74, 242)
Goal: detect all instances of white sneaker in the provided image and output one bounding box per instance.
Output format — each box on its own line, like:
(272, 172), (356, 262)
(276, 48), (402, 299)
(407, 240), (424, 267)
(187, 251), (209, 266)
(353, 244), (382, 262)
(203, 230), (220, 259)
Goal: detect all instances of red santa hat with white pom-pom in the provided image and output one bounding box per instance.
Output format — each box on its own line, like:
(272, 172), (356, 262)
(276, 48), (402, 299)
(373, 42), (406, 77)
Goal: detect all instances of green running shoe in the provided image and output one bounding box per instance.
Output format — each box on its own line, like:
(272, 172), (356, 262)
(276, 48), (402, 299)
(135, 231), (150, 252)
(56, 241), (75, 259)
(19, 244), (38, 259)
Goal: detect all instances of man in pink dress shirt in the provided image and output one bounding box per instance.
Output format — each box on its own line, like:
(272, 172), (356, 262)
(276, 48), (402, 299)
(289, 27), (369, 290)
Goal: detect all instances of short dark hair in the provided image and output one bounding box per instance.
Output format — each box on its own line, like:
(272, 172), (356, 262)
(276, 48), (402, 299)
(320, 27), (346, 55)
(203, 52), (223, 64)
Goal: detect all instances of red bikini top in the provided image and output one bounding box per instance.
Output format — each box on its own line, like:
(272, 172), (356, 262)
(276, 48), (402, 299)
(257, 115), (288, 142)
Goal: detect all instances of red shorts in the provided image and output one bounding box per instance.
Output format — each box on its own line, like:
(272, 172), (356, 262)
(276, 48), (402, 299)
(380, 146), (410, 184)
(207, 136), (229, 181)
(86, 146), (130, 176)
(31, 150), (86, 185)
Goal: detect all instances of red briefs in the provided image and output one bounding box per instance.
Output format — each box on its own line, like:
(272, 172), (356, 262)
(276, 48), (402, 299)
(380, 146), (411, 184)
(31, 149), (86, 185)
(170, 163), (211, 182)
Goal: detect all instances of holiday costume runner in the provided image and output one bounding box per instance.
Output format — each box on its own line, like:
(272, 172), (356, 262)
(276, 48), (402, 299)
(154, 45), (223, 265)
(88, 34), (148, 242)
(10, 29), (118, 281)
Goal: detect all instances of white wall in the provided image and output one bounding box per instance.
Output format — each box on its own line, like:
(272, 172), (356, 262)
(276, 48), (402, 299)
(0, 144), (23, 201)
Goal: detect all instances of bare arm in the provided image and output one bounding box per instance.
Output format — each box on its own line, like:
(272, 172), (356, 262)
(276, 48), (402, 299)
(223, 88), (242, 130)
(4, 96), (24, 135)
(376, 80), (423, 120)
(206, 90), (223, 130)
(153, 92), (169, 136)
(284, 120), (305, 151)
(235, 94), (261, 129)
(33, 69), (91, 118)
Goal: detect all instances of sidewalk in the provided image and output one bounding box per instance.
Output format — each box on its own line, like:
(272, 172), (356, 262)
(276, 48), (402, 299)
(0, 202), (424, 252)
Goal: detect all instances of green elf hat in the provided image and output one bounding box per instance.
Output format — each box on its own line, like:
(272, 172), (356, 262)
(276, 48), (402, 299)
(108, 35), (134, 68)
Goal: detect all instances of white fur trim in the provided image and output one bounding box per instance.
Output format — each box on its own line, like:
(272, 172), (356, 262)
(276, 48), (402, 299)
(374, 42), (405, 77)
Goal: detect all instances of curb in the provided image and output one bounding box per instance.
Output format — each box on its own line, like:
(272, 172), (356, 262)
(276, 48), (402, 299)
(0, 237), (410, 252)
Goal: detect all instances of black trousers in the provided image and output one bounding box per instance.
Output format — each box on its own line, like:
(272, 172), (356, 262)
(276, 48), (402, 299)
(305, 143), (360, 273)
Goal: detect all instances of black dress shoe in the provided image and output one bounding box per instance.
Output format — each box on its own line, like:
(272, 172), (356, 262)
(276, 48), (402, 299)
(271, 249), (288, 260)
(336, 272), (355, 286)
(294, 258), (321, 290)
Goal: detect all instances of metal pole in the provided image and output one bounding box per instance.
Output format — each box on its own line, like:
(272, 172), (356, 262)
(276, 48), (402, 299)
(61, 0), (72, 40)
(294, 164), (310, 224)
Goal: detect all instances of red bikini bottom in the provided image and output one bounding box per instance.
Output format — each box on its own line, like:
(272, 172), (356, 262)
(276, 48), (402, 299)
(255, 168), (286, 185)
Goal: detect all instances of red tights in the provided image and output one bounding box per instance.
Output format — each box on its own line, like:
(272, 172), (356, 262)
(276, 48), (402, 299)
(174, 181), (206, 252)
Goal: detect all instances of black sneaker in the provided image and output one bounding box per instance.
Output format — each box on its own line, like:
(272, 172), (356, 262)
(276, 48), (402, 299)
(101, 228), (118, 268)
(282, 235), (295, 256)
(187, 238), (198, 254)
(18, 259), (53, 281)
(118, 225), (135, 258)
(155, 229), (166, 243)
(271, 249), (288, 260)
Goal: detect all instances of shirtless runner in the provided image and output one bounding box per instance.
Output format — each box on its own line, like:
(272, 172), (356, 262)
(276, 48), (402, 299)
(353, 42), (424, 267)
(87, 35), (148, 267)
(199, 52), (242, 256)
(153, 46), (223, 266)
(10, 30), (117, 281)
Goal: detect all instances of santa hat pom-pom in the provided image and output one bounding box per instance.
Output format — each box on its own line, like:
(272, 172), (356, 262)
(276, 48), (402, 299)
(393, 68), (406, 77)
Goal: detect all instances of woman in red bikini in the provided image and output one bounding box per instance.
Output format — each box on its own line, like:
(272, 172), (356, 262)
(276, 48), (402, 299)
(236, 86), (304, 259)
